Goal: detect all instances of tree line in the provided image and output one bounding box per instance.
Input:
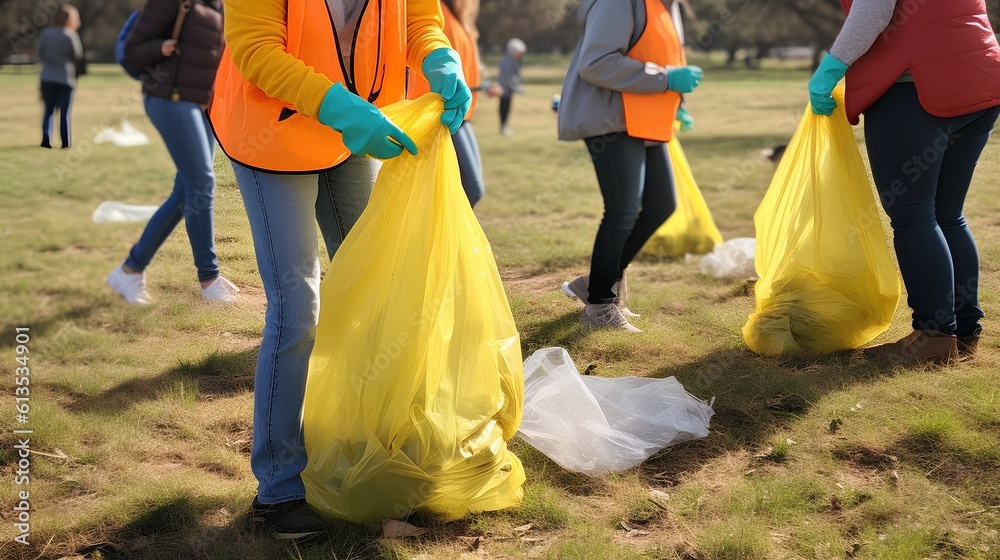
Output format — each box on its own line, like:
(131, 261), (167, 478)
(3, 0), (999, 67)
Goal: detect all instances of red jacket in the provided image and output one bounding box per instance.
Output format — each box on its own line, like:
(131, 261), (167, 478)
(841, 0), (1000, 124)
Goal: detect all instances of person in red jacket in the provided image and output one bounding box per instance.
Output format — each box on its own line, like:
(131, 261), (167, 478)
(809, 0), (1000, 364)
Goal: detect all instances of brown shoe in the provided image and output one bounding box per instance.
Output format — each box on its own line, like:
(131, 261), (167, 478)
(864, 330), (958, 365)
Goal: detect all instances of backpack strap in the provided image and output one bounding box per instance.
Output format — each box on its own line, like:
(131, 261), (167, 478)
(171, 0), (192, 41)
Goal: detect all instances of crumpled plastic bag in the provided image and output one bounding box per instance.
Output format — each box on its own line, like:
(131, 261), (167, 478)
(516, 348), (713, 475)
(695, 237), (757, 279)
(642, 134), (724, 257)
(92, 201), (159, 224)
(93, 119), (150, 147)
(743, 87), (900, 356)
(302, 95), (525, 522)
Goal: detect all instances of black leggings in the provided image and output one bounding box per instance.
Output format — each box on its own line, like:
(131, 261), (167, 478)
(585, 134), (677, 304)
(499, 95), (512, 127)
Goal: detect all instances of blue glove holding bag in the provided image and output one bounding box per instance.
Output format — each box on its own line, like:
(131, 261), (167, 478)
(318, 83), (418, 159)
(808, 54), (849, 116)
(422, 48), (473, 134)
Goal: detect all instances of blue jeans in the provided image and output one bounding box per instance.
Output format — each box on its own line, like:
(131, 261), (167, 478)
(232, 157), (379, 504)
(585, 134), (677, 303)
(41, 81), (73, 148)
(452, 121), (485, 207)
(125, 96), (219, 282)
(865, 82), (1000, 337)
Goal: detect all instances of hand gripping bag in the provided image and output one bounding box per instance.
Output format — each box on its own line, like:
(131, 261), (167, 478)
(743, 87), (900, 356)
(641, 133), (724, 258)
(301, 95), (525, 522)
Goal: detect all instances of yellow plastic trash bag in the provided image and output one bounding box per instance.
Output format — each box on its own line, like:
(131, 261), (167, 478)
(302, 95), (525, 522)
(742, 87), (900, 356)
(641, 134), (724, 257)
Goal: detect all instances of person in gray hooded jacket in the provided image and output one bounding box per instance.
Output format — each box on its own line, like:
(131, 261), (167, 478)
(558, 0), (702, 332)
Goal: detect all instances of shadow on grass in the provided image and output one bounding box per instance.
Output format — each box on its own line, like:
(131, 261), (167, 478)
(634, 346), (897, 485)
(9, 495), (389, 560)
(43, 347), (259, 415)
(0, 297), (107, 350)
(519, 309), (591, 356)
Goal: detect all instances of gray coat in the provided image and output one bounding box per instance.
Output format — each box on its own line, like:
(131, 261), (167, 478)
(557, 0), (681, 141)
(37, 27), (82, 88)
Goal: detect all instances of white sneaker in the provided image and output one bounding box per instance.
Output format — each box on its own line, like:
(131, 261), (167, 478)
(561, 274), (640, 318)
(201, 276), (240, 303)
(107, 264), (152, 305)
(501, 125), (514, 136)
(581, 303), (643, 333)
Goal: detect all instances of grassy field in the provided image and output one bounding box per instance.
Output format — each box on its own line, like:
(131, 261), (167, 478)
(0, 61), (998, 559)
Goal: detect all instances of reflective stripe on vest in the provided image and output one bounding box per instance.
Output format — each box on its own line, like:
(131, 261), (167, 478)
(841, 0), (1000, 125)
(208, 0), (406, 173)
(407, 1), (479, 120)
(621, 0), (684, 143)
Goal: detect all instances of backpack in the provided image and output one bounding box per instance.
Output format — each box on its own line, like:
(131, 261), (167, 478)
(115, 11), (143, 80)
(115, 1), (192, 80)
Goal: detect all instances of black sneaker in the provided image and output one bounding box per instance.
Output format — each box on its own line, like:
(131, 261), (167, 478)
(250, 497), (326, 540)
(957, 335), (980, 357)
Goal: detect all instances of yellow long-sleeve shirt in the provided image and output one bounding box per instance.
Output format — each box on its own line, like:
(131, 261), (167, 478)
(224, 0), (450, 119)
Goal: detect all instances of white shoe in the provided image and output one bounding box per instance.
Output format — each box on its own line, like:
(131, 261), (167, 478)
(501, 125), (514, 136)
(107, 264), (152, 305)
(581, 303), (643, 333)
(561, 274), (640, 318)
(201, 276), (239, 304)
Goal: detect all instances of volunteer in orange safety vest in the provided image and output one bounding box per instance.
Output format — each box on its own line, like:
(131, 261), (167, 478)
(557, 0), (702, 332)
(208, 0), (470, 540)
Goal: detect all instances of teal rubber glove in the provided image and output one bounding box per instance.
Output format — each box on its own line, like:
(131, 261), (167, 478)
(667, 66), (703, 94)
(676, 105), (694, 132)
(808, 54), (848, 116)
(318, 83), (417, 159)
(421, 48), (473, 134)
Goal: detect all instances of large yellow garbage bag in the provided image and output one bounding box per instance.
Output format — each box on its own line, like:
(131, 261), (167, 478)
(742, 87), (900, 356)
(302, 95), (525, 522)
(641, 134), (724, 257)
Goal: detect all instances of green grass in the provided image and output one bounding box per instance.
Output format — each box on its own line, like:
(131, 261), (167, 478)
(1, 62), (999, 559)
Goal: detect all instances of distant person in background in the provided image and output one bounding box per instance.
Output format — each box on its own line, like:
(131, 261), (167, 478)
(409, 0), (488, 207)
(809, 0), (1000, 363)
(37, 4), (82, 149)
(558, 0), (702, 332)
(107, 0), (234, 305)
(498, 38), (526, 136)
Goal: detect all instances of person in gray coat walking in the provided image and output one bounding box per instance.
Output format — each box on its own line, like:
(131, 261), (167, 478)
(37, 4), (83, 149)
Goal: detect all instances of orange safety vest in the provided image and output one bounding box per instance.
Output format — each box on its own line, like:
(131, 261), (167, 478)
(208, 0), (406, 173)
(407, 1), (480, 120)
(621, 0), (684, 143)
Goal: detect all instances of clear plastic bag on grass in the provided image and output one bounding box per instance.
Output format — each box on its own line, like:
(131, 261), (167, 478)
(696, 237), (757, 279)
(302, 95), (525, 522)
(516, 348), (713, 475)
(92, 201), (159, 223)
(642, 134), (724, 258)
(742, 87), (900, 356)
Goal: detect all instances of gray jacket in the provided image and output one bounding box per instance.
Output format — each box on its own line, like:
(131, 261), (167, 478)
(557, 0), (680, 141)
(37, 27), (82, 88)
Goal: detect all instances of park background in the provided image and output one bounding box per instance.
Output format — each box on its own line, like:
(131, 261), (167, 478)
(2, 1), (1000, 559)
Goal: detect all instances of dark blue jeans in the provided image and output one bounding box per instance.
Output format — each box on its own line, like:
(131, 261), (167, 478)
(585, 134), (677, 304)
(125, 96), (219, 282)
(40, 81), (73, 148)
(865, 82), (1000, 337)
(451, 121), (485, 207)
